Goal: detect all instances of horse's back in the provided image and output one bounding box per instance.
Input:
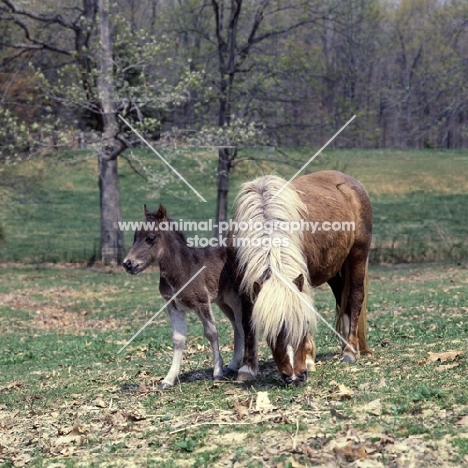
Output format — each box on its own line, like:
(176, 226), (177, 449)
(292, 171), (372, 285)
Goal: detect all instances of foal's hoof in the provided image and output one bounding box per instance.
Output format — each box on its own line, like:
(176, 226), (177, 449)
(159, 381), (173, 390)
(236, 371), (255, 382)
(222, 367), (237, 379)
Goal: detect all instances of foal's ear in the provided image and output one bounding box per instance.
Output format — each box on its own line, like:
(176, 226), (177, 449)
(293, 274), (304, 292)
(144, 204), (150, 217)
(157, 204), (167, 221)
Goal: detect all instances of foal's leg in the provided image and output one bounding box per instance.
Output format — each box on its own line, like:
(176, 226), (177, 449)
(217, 296), (244, 376)
(162, 303), (187, 388)
(195, 303), (224, 380)
(236, 294), (258, 381)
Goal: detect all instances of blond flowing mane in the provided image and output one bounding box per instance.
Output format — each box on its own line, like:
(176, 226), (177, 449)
(232, 175), (316, 349)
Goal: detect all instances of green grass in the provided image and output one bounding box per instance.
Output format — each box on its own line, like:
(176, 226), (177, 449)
(0, 148), (467, 263)
(0, 262), (467, 466)
(0, 146), (467, 465)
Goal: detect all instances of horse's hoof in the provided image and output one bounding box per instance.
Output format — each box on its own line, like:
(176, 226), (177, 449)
(160, 381), (173, 389)
(340, 353), (356, 363)
(236, 371), (255, 382)
(223, 367), (237, 378)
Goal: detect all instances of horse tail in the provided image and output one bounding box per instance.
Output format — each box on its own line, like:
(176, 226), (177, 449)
(335, 258), (372, 355)
(232, 175), (316, 349)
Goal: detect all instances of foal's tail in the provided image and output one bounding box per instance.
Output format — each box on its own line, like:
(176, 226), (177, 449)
(336, 258), (372, 355)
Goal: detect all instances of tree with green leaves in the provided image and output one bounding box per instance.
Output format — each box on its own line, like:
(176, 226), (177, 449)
(158, 0), (322, 234)
(0, 0), (199, 263)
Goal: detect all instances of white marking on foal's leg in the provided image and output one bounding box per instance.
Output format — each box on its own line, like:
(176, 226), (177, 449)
(162, 305), (187, 387)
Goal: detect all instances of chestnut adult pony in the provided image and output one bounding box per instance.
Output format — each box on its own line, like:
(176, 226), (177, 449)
(229, 170), (372, 386)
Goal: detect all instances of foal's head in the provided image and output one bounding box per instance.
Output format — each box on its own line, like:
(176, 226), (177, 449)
(254, 273), (315, 386)
(122, 205), (167, 275)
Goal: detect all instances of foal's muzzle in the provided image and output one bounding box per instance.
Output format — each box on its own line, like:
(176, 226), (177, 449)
(122, 259), (139, 275)
(281, 370), (308, 387)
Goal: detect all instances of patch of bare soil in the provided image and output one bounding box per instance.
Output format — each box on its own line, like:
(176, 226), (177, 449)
(0, 290), (121, 333)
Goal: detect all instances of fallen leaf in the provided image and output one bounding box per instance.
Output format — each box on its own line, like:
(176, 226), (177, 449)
(427, 350), (463, 363)
(255, 391), (275, 412)
(69, 417), (87, 436)
(455, 415), (468, 426)
(123, 410), (146, 422)
(54, 433), (81, 446)
(0, 381), (22, 393)
(234, 402), (249, 419)
(330, 380), (354, 400)
(93, 398), (107, 408)
(333, 441), (367, 462)
(363, 399), (382, 416)
(11, 451), (32, 467)
(377, 377), (386, 389)
(60, 446), (76, 456)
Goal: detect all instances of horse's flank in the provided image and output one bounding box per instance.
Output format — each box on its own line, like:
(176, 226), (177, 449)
(292, 170), (372, 354)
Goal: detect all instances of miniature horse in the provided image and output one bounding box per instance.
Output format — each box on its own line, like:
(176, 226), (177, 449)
(229, 171), (372, 386)
(122, 205), (243, 388)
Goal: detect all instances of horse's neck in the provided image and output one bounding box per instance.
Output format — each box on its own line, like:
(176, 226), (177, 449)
(158, 231), (194, 285)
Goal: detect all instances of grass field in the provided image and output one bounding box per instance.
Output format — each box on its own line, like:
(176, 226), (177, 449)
(0, 147), (467, 466)
(0, 262), (467, 467)
(0, 148), (467, 263)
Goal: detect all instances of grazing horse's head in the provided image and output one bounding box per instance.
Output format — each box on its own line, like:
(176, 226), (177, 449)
(122, 205), (166, 275)
(253, 273), (316, 386)
(271, 328), (316, 386)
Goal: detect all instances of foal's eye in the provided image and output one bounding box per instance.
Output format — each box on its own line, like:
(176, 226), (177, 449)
(146, 234), (156, 244)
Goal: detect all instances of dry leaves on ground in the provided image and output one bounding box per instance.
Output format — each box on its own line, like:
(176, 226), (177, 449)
(329, 380), (354, 400)
(427, 350), (463, 363)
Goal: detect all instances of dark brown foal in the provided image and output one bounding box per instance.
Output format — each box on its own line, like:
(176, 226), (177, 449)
(122, 205), (243, 387)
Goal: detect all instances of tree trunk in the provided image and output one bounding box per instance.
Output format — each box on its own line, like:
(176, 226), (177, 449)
(98, 0), (125, 264)
(215, 147), (230, 237)
(99, 155), (124, 264)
